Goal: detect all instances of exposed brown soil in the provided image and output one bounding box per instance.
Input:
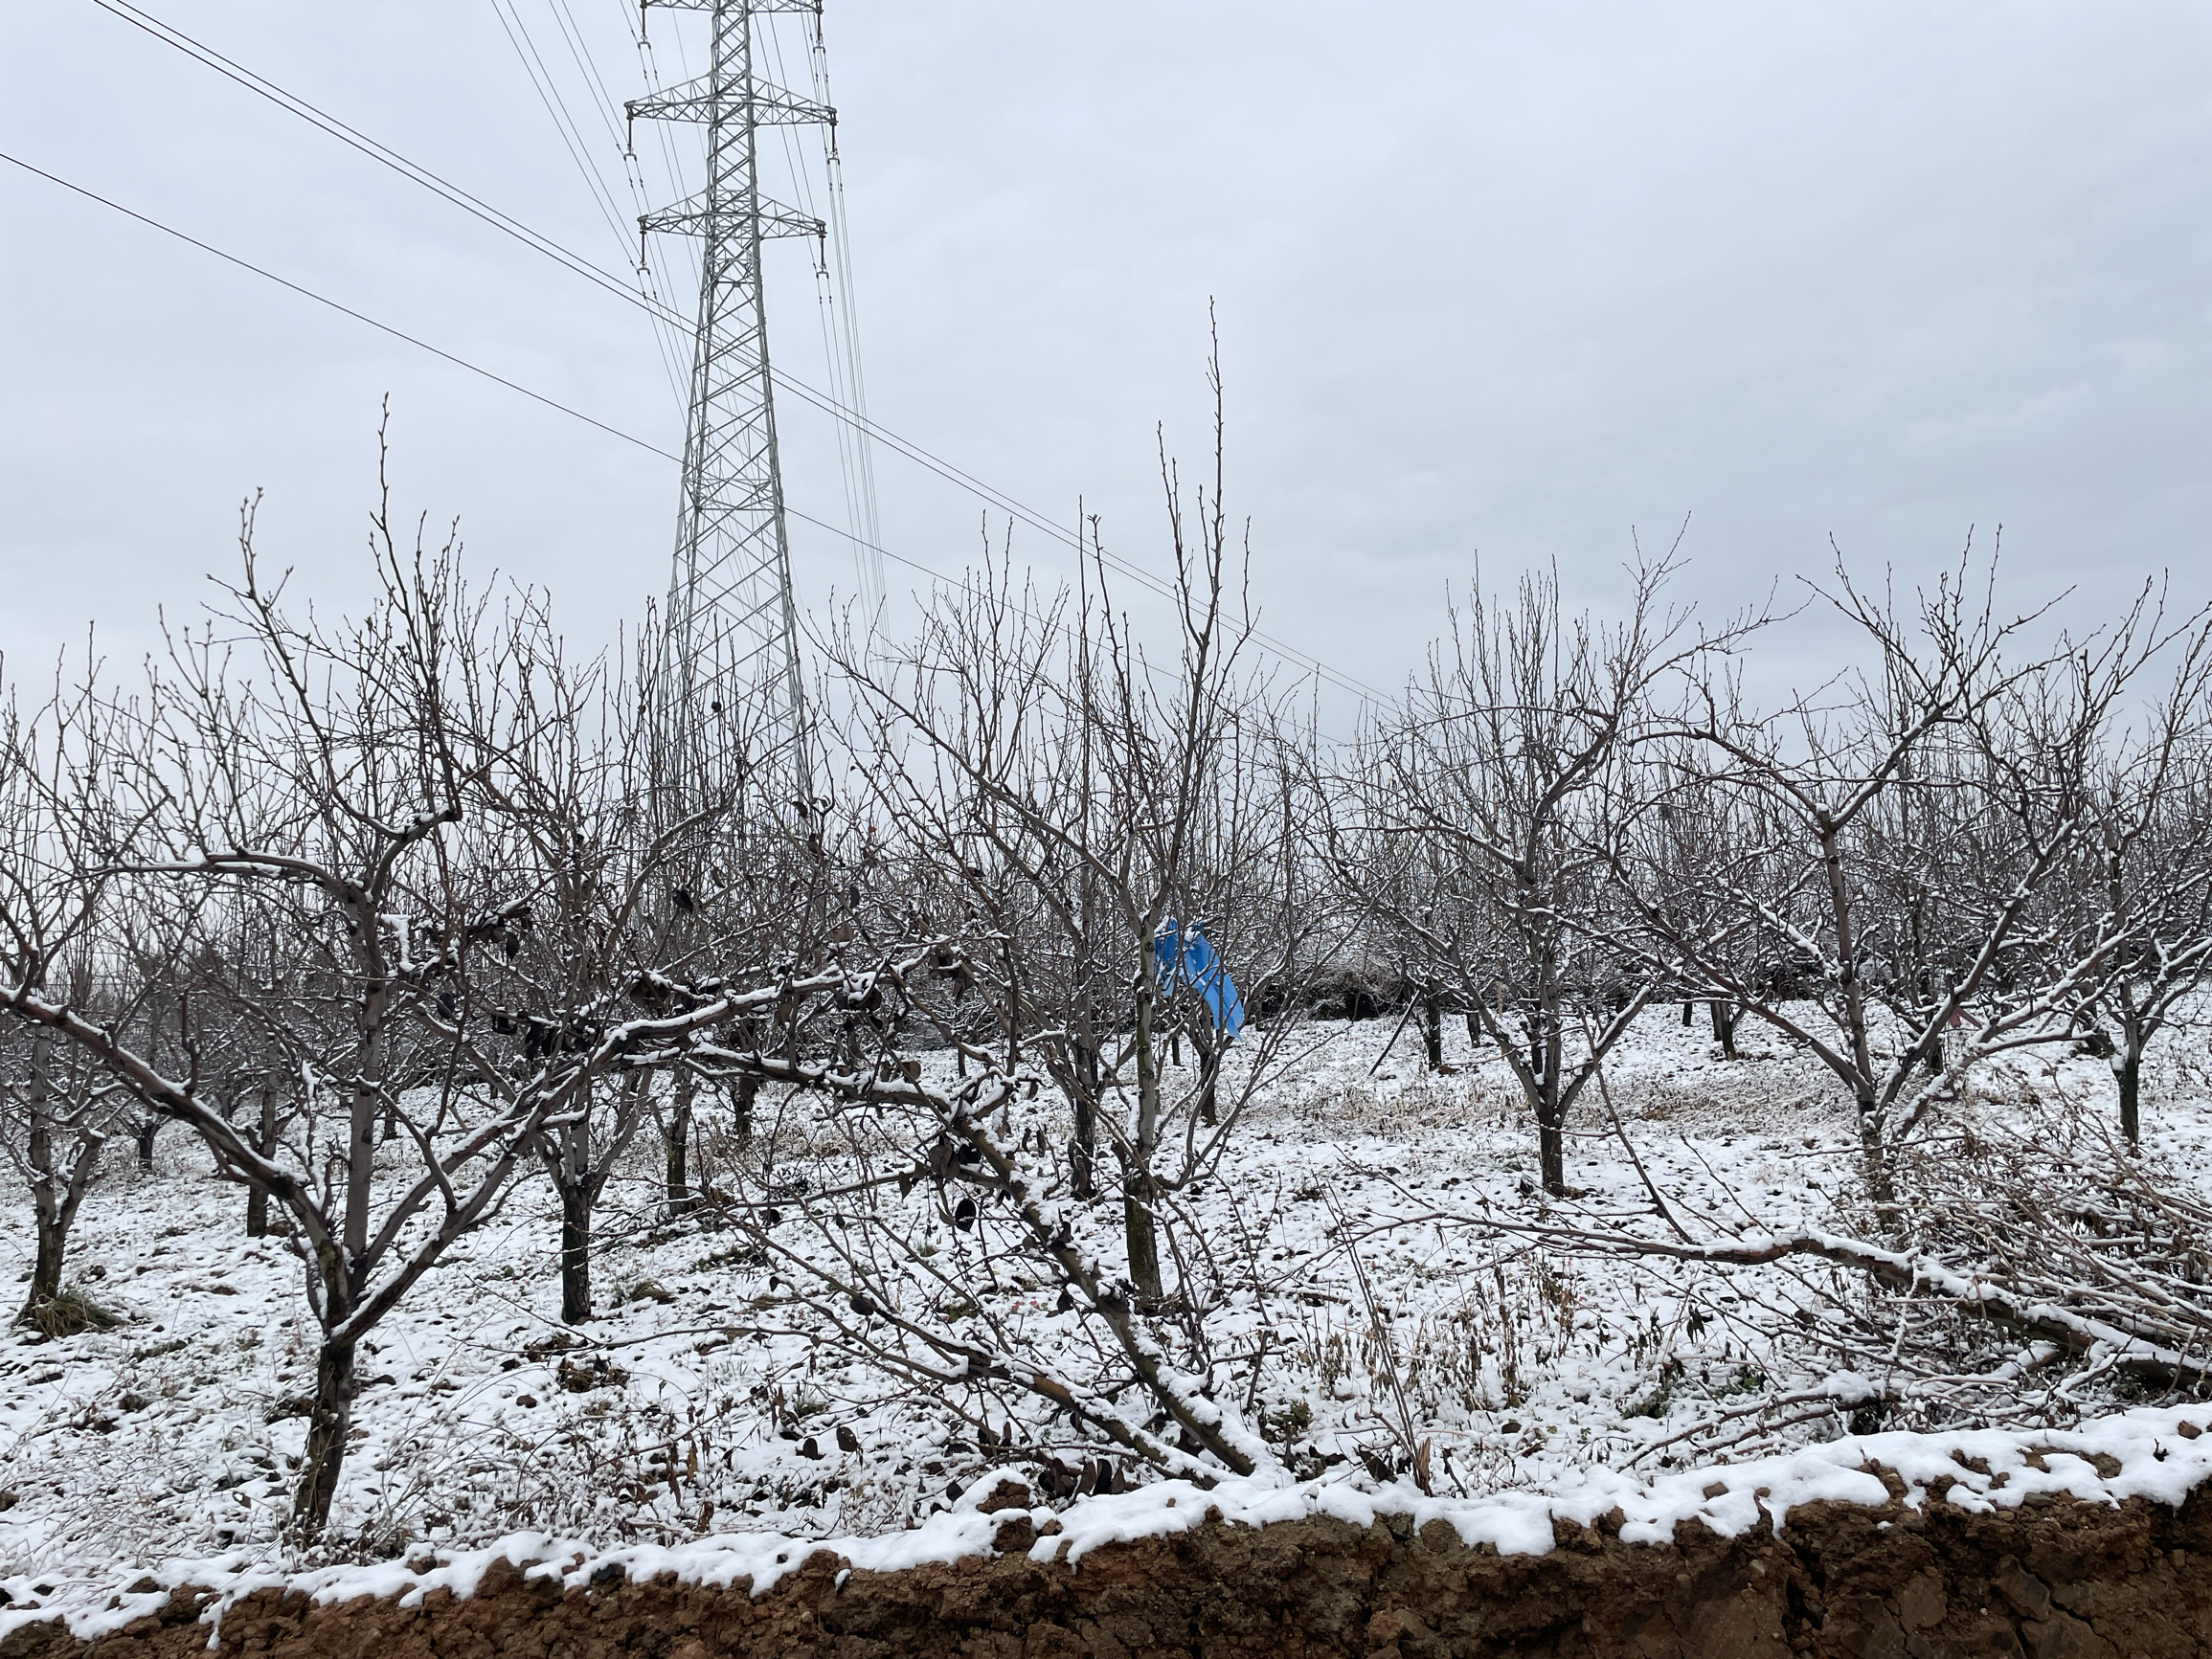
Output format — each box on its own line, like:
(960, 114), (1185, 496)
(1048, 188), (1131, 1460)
(14, 1476), (2212, 1657)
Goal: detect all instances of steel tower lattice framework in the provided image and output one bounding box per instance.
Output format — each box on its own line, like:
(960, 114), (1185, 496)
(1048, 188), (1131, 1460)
(630, 0), (830, 810)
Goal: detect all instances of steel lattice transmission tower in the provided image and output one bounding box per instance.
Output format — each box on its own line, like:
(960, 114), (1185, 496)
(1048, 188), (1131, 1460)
(630, 0), (831, 811)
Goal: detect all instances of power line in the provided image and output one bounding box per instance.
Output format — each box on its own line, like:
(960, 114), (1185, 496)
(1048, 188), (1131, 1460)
(616, 0), (710, 393)
(487, 0), (690, 397)
(486, 0), (633, 257)
(0, 148), (668, 461)
(73, 0), (1393, 707)
(543, 0), (636, 150)
(1, 145), (1356, 740)
(86, 1), (658, 316)
(0, 148), (1010, 653)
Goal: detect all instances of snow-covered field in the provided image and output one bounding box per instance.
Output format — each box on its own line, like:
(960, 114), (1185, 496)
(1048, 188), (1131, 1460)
(7, 1008), (2211, 1621)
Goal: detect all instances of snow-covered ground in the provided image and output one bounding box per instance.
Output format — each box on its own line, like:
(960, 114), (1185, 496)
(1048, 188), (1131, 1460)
(14, 1404), (2212, 1645)
(6, 1007), (2210, 1625)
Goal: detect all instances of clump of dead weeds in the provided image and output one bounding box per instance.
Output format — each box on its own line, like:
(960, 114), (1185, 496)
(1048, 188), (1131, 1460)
(16, 1285), (122, 1340)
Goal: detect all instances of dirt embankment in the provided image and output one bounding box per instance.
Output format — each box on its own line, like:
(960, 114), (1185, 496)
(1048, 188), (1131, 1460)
(14, 1479), (2212, 1658)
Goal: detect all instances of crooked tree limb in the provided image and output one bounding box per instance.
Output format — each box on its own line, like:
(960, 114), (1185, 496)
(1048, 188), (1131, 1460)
(1394, 1205), (2212, 1393)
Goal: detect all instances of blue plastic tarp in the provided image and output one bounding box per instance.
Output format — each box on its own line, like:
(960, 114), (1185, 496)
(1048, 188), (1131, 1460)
(1153, 918), (1245, 1040)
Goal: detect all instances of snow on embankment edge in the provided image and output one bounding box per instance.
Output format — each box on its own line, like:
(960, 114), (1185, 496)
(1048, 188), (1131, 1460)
(11, 1401), (2212, 1645)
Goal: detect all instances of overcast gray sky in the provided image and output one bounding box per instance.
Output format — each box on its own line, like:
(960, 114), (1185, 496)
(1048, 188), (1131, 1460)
(5, 1), (2208, 716)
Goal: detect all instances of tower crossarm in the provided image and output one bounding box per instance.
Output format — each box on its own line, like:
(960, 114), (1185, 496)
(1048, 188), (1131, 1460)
(643, 0), (820, 11)
(641, 190), (823, 240)
(625, 74), (833, 128)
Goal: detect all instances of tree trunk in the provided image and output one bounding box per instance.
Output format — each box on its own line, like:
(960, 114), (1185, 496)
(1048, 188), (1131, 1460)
(1857, 1091), (1895, 1209)
(1066, 1035), (1101, 1203)
(293, 1335), (357, 1531)
(2119, 1046), (2143, 1149)
(24, 1037), (67, 1308)
(734, 1072), (757, 1141)
(1194, 1020), (1220, 1125)
(1709, 999), (1739, 1061)
(1817, 823), (1880, 1124)
(25, 1148), (104, 1316)
(29, 1213), (65, 1309)
(347, 973), (390, 1257)
(1071, 1037), (1099, 1200)
(1120, 1153), (1162, 1303)
(29, 1221), (64, 1309)
(1070, 1101), (1096, 1199)
(1126, 990), (1163, 1299)
(558, 1178), (593, 1325)
(1537, 1111), (1566, 1199)
(1539, 1000), (1566, 1197)
(1422, 990), (1445, 1072)
(666, 1074), (694, 1216)
(247, 1078), (278, 1238)
(1681, 999), (1694, 1027)
(134, 1120), (157, 1172)
(1464, 1009), (1481, 1047)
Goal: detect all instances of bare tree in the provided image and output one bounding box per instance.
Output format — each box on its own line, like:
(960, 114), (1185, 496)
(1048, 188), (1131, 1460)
(1627, 556), (2168, 1198)
(688, 944), (1274, 1488)
(0, 477), (799, 1529)
(1632, 746), (1768, 1060)
(4, 1024), (117, 1323)
(1338, 559), (1718, 1196)
(0, 652), (150, 1322)
(2058, 616), (2212, 1144)
(831, 385), (1327, 1305)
